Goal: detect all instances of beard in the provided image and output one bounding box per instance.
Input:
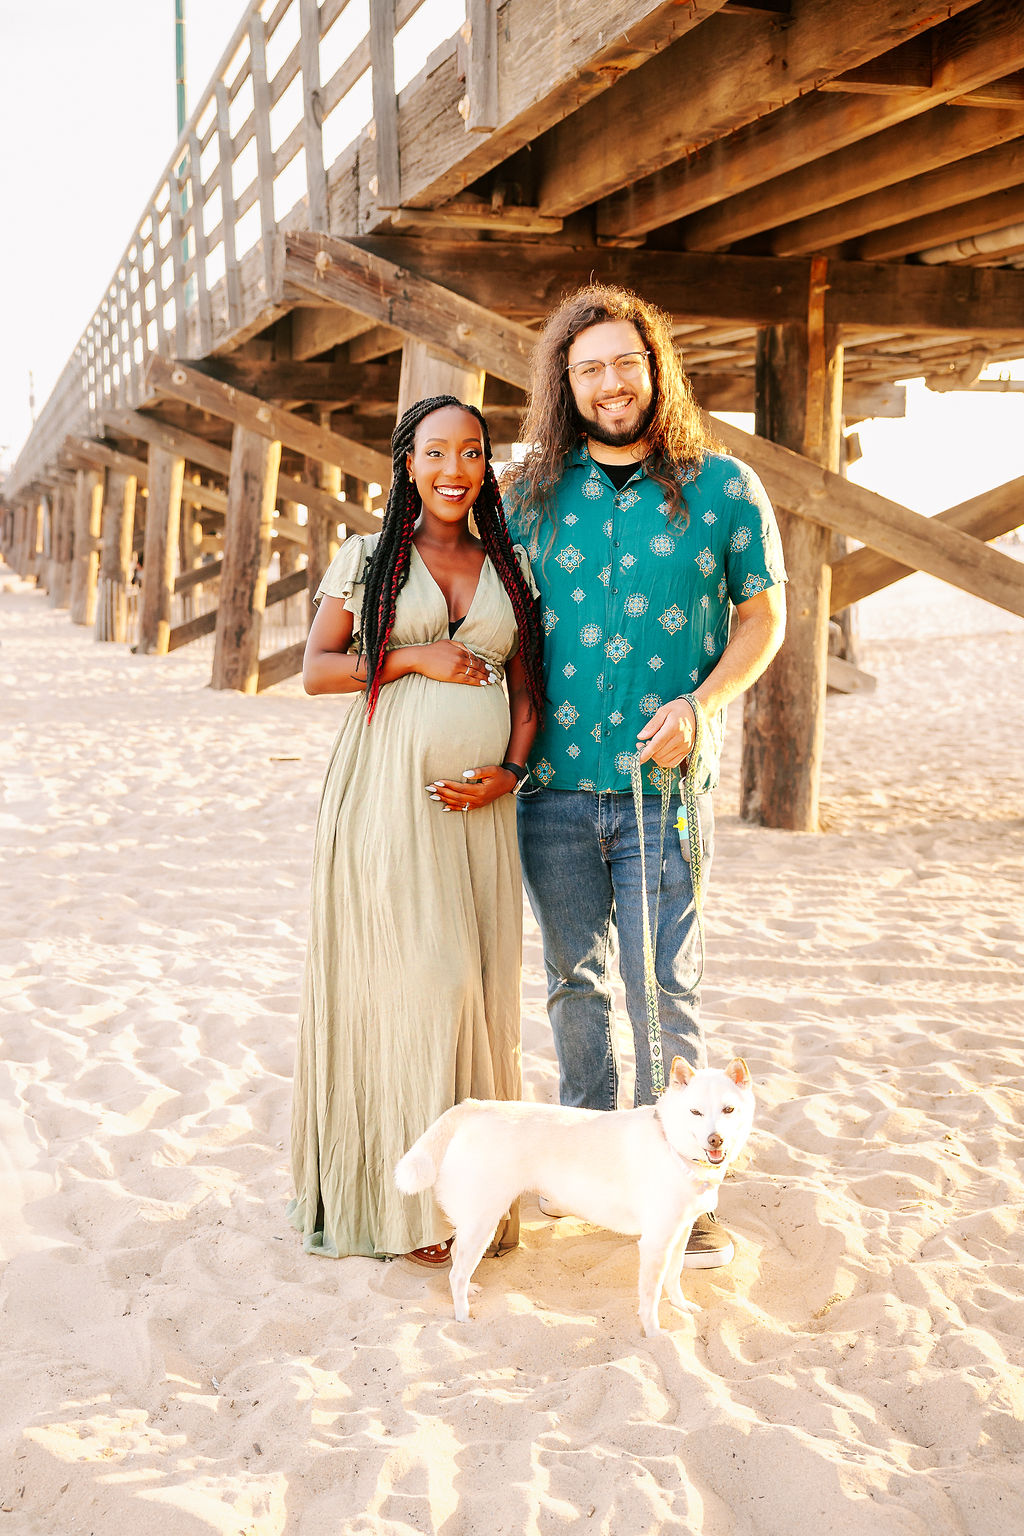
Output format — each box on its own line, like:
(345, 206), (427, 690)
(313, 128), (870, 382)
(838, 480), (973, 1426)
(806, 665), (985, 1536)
(572, 391), (657, 449)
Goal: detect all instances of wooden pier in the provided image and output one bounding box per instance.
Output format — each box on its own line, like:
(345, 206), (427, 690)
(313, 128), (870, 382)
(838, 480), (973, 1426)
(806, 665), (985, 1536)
(3, 0), (1024, 828)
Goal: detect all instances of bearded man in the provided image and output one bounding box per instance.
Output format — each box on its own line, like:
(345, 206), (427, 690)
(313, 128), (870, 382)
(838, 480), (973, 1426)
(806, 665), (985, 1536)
(503, 285), (787, 1269)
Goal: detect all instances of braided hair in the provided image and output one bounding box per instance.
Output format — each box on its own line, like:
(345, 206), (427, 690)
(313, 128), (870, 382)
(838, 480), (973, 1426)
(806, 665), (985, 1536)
(359, 395), (545, 723)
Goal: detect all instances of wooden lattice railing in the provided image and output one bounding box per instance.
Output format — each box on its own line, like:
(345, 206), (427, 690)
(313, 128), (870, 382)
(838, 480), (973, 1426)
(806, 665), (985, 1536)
(11, 0), (457, 495)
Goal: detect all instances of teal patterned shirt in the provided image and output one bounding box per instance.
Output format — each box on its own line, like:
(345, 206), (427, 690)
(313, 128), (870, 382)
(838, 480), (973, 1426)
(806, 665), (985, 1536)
(505, 445), (786, 794)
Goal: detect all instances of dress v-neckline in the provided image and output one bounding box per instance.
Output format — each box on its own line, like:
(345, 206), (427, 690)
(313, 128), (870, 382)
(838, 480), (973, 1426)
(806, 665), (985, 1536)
(411, 543), (490, 629)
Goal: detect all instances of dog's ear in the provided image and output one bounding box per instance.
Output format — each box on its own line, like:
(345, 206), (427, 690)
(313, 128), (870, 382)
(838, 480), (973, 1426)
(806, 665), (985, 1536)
(726, 1057), (751, 1088)
(670, 1056), (697, 1087)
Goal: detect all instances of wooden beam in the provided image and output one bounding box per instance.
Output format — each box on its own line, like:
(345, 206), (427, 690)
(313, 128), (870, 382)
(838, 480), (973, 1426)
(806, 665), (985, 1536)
(817, 35), (932, 95)
(168, 607), (217, 651)
(138, 447), (185, 655)
(597, 0), (1024, 240)
(101, 408), (231, 478)
(211, 427), (281, 692)
(347, 325), (405, 363)
(257, 641), (306, 692)
(694, 374), (907, 419)
(363, 0), (722, 222)
(299, 0), (328, 232)
(388, 202), (563, 234)
(829, 477), (1024, 611)
(291, 306), (375, 359)
(768, 110), (1024, 256)
(196, 358), (402, 403)
(859, 182), (1024, 261)
(174, 558), (222, 594)
(538, 0), (982, 220)
(283, 232), (536, 389)
(713, 419), (1024, 620)
(348, 235), (1024, 338)
(397, 338), (485, 417)
(145, 355), (393, 487)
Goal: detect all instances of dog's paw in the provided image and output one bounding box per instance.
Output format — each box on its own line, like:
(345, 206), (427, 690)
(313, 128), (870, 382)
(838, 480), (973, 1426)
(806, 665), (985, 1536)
(666, 1290), (701, 1316)
(467, 1281), (482, 1298)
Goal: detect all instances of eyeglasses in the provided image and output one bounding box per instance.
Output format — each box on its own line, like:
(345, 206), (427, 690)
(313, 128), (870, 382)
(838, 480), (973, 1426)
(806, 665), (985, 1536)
(566, 351), (651, 384)
(564, 351), (654, 384)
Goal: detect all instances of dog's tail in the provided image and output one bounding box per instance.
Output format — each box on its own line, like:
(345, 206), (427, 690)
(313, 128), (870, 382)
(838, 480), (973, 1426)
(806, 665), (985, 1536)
(394, 1100), (481, 1194)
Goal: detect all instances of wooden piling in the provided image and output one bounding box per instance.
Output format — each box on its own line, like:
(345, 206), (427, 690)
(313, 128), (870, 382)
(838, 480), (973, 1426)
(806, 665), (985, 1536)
(138, 446), (185, 654)
(740, 262), (842, 832)
(48, 484), (75, 608)
(211, 426), (281, 692)
(94, 470), (138, 643)
(69, 469), (104, 625)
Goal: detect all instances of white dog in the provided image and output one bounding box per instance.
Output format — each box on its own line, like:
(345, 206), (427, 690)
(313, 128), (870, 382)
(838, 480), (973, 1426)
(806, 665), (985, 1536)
(395, 1056), (754, 1336)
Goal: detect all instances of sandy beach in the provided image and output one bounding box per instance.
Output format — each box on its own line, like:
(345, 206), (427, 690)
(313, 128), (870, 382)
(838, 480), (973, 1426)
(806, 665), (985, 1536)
(1, 554), (1022, 1535)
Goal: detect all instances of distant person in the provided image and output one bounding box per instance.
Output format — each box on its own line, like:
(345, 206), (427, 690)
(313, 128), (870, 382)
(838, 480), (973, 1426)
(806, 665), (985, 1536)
(503, 286), (787, 1268)
(290, 396), (544, 1266)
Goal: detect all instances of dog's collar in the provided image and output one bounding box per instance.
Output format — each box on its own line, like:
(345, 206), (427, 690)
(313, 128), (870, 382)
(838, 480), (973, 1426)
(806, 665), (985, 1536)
(653, 1103), (727, 1180)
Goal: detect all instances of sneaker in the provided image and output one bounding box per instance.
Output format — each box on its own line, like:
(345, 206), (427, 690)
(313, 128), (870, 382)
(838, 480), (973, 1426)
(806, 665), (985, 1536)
(683, 1212), (734, 1269)
(538, 1194), (573, 1218)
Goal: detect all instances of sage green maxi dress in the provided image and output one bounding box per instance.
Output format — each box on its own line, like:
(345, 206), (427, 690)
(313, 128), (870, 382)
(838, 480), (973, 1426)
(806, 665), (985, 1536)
(288, 532), (535, 1259)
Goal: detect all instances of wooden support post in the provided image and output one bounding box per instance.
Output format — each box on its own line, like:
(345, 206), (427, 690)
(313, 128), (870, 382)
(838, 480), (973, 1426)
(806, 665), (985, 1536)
(48, 484), (75, 608)
(299, 0), (328, 232)
(138, 446), (185, 654)
(94, 470), (138, 643)
(276, 500), (303, 624)
(397, 337), (486, 416)
(306, 414), (343, 619)
(70, 468), (104, 625)
(211, 426), (281, 692)
(741, 260), (841, 832)
(463, 0), (499, 133)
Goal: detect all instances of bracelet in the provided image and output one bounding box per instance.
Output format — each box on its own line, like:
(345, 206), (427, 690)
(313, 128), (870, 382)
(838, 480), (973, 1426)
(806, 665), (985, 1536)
(500, 760), (527, 779)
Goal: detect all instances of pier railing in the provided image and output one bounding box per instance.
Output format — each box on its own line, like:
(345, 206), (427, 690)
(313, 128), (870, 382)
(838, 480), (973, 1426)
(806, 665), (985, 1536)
(12, 0), (459, 496)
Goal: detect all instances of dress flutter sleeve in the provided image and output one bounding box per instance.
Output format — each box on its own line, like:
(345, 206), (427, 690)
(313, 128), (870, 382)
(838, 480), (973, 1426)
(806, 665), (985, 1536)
(314, 532), (376, 635)
(512, 542), (540, 602)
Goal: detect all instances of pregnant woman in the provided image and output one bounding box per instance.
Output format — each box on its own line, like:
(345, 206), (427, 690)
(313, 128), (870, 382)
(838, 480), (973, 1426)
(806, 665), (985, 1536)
(288, 396), (544, 1265)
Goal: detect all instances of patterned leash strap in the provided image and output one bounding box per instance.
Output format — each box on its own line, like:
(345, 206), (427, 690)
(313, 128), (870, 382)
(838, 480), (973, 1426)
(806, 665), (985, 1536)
(629, 692), (708, 1098)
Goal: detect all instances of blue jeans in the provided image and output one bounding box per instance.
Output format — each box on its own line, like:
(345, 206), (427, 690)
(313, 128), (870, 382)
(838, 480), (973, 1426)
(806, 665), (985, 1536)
(517, 787), (714, 1110)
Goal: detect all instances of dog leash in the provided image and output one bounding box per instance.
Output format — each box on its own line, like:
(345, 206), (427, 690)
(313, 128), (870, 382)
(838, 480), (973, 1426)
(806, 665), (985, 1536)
(629, 692), (708, 1098)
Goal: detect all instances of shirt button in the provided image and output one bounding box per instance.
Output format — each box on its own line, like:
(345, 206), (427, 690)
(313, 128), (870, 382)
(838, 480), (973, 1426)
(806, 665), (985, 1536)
(612, 586), (618, 593)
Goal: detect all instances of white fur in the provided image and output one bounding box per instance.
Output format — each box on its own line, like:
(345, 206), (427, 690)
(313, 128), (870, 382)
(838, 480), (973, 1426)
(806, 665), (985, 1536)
(395, 1056), (754, 1336)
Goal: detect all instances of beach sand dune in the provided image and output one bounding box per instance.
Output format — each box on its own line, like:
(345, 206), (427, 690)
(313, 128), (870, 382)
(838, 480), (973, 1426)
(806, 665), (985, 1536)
(1, 559), (1022, 1535)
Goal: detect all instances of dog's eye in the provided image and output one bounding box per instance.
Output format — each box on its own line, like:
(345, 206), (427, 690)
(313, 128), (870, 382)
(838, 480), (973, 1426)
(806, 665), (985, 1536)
(722, 1105), (735, 1115)
(690, 1108), (702, 1117)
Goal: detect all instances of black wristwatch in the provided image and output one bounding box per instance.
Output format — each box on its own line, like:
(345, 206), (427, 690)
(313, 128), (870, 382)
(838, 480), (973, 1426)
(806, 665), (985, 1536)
(500, 760), (530, 796)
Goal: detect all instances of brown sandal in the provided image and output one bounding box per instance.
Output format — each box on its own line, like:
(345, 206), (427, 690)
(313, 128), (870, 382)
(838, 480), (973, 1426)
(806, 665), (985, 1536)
(405, 1238), (453, 1268)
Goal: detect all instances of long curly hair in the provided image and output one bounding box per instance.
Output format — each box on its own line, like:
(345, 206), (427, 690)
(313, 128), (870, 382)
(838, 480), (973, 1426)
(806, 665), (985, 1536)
(505, 284), (718, 530)
(360, 395), (545, 722)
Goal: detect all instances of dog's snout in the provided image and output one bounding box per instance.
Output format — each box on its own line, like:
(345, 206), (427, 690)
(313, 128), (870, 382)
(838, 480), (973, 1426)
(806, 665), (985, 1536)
(707, 1132), (723, 1151)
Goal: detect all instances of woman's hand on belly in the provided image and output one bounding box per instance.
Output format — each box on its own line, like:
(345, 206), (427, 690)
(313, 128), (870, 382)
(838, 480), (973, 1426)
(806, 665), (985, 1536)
(402, 640), (500, 687)
(427, 764), (518, 812)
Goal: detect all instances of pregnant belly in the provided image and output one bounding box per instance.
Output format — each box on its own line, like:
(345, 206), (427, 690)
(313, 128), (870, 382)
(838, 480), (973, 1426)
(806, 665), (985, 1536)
(417, 677), (511, 782)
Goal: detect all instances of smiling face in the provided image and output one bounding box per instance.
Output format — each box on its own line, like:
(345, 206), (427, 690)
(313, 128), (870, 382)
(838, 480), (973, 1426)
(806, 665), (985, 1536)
(406, 405), (487, 526)
(567, 318), (655, 452)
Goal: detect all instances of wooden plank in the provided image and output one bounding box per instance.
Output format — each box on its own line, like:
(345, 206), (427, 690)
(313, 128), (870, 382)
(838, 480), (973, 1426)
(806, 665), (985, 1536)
(537, 0), (982, 219)
(146, 354), (393, 487)
(248, 11), (277, 294)
(257, 641), (307, 691)
(299, 0), (328, 231)
(101, 406), (231, 478)
(138, 446), (185, 654)
(369, 0), (401, 209)
(830, 477), (1024, 611)
(826, 656), (877, 694)
(211, 426), (281, 692)
(463, 0), (499, 133)
(713, 418), (1024, 620)
(283, 232), (536, 388)
(168, 607), (218, 650)
(175, 557), (223, 594)
(397, 337), (484, 415)
(599, 0), (1024, 240)
(167, 172), (188, 355)
(347, 325), (404, 363)
(769, 109), (1024, 256)
(215, 81), (242, 329)
(365, 1), (726, 222)
(265, 567), (309, 606)
(817, 34), (932, 94)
